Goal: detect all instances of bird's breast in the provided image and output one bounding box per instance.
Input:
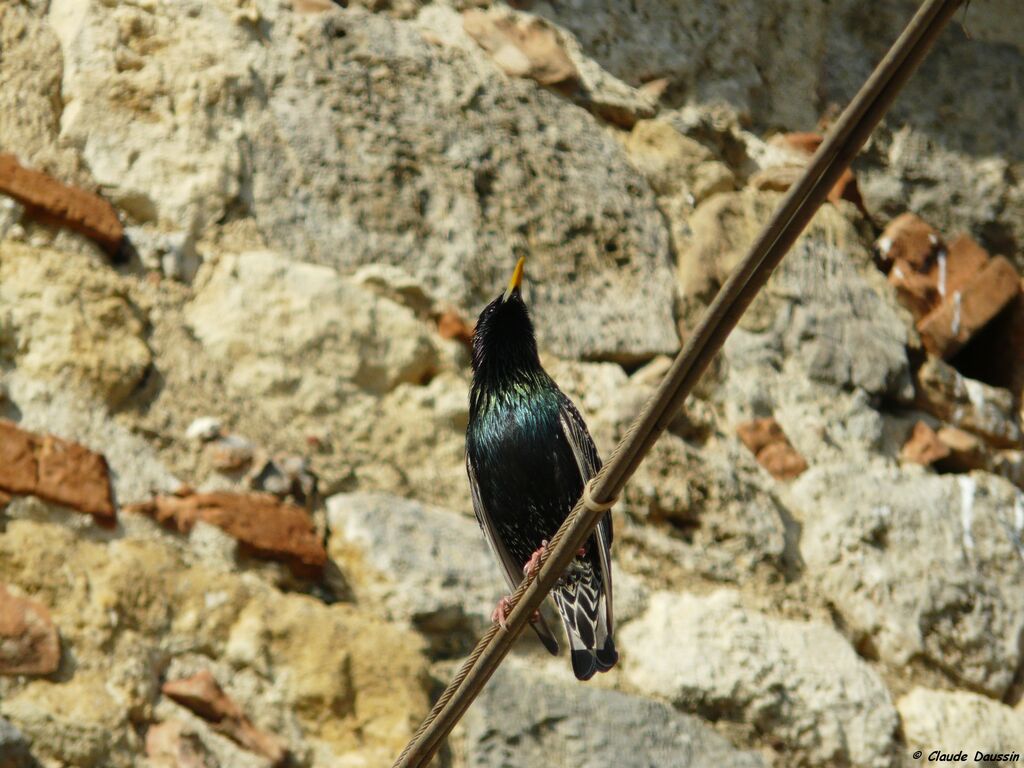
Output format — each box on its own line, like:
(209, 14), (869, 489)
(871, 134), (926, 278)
(468, 393), (584, 562)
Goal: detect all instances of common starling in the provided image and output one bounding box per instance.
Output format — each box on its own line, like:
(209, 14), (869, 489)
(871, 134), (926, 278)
(466, 257), (618, 681)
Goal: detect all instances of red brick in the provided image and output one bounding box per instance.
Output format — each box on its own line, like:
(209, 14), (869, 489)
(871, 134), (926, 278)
(757, 441), (809, 480)
(0, 421), (38, 496)
(775, 131), (824, 156)
(128, 492), (326, 575)
(878, 213), (941, 271)
(936, 426), (989, 472)
(163, 671), (287, 765)
(900, 421), (951, 466)
(945, 234), (991, 295)
(36, 435), (115, 525)
(918, 256), (1021, 358)
(0, 584), (60, 676)
(0, 153), (123, 255)
(0, 420), (115, 524)
(436, 309), (474, 348)
(736, 418), (786, 455)
(736, 418), (807, 481)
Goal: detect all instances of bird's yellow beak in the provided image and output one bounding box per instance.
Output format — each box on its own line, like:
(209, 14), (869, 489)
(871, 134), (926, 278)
(502, 256), (526, 302)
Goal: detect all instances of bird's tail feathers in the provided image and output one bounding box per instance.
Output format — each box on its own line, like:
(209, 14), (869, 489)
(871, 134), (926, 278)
(553, 561), (617, 681)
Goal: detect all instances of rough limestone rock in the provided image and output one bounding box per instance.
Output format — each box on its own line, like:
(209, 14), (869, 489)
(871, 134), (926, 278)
(47, 0), (678, 362)
(0, 243), (151, 407)
(0, 4), (85, 184)
(327, 491), (649, 653)
(622, 118), (736, 204)
(620, 589), (898, 768)
(463, 657), (767, 768)
(538, 0), (1024, 260)
(327, 492), (498, 652)
(0, 518), (429, 768)
(898, 687), (1024, 757)
(793, 465), (1024, 697)
(686, 189), (911, 398)
(622, 432), (791, 583)
(49, 0), (251, 236)
(186, 251), (439, 403)
(0, 672), (137, 768)
(254, 6), (678, 362)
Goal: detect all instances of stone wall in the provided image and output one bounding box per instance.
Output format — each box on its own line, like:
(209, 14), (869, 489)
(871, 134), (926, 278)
(0, 1), (1022, 766)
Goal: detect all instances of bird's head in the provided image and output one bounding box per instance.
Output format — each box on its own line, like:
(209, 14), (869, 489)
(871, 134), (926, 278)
(471, 256), (541, 379)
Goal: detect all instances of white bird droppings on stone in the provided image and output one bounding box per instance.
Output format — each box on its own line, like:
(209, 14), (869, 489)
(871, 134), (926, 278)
(959, 476), (976, 554)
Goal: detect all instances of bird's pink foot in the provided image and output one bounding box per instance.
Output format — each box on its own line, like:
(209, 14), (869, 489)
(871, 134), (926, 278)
(491, 596), (512, 628)
(522, 540), (549, 577)
(490, 595), (541, 628)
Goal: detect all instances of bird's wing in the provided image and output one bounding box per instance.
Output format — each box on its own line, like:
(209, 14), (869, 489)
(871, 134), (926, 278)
(557, 399), (614, 635)
(467, 452), (560, 655)
(467, 452), (521, 593)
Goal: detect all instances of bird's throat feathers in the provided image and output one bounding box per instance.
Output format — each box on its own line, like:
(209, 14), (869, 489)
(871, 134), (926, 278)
(470, 292), (544, 396)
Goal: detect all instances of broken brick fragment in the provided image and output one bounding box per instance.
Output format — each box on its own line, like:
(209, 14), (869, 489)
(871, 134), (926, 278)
(0, 422), (38, 496)
(0, 584), (60, 676)
(127, 492), (326, 575)
(36, 435), (116, 523)
(775, 131), (824, 156)
(0, 420), (115, 524)
(936, 426), (989, 472)
(880, 214), (946, 319)
(162, 670), (287, 765)
(757, 441), (809, 480)
(770, 131), (865, 213)
(900, 421), (950, 466)
(437, 308), (474, 348)
(736, 418), (808, 480)
(917, 256), (1021, 359)
(0, 153), (123, 255)
(876, 212), (941, 271)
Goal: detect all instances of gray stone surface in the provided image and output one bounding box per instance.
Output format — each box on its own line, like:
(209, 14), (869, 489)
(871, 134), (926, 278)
(326, 491), (651, 652)
(793, 465), (1024, 697)
(621, 432), (791, 583)
(698, 190), (911, 399)
(463, 657), (767, 768)
(620, 589), (899, 768)
(48, 0), (679, 363)
(252, 7), (678, 362)
(326, 492), (497, 645)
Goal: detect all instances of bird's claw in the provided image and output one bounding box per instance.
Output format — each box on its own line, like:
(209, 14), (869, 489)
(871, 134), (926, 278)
(522, 540), (549, 577)
(491, 596), (512, 628)
(491, 596), (540, 628)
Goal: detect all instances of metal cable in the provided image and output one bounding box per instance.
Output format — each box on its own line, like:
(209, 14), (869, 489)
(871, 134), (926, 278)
(393, 2), (964, 764)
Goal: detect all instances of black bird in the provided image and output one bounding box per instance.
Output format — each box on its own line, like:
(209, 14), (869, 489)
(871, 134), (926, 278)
(466, 257), (618, 681)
